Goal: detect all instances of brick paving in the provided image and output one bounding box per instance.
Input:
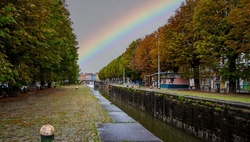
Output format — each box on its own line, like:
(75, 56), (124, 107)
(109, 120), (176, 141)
(0, 85), (112, 141)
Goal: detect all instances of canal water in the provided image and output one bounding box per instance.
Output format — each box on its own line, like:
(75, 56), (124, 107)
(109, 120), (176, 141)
(99, 89), (204, 142)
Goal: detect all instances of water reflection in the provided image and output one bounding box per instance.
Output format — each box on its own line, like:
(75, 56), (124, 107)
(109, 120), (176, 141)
(99, 89), (204, 142)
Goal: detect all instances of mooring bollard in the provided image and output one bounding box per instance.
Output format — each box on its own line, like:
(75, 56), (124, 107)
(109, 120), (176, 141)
(40, 124), (55, 142)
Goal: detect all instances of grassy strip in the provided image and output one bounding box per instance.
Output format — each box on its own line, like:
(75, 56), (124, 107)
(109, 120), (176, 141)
(148, 89), (250, 104)
(0, 85), (112, 141)
(116, 85), (250, 104)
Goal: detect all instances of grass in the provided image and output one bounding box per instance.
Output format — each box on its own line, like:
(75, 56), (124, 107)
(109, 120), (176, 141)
(152, 89), (250, 104)
(0, 85), (112, 141)
(115, 85), (250, 104)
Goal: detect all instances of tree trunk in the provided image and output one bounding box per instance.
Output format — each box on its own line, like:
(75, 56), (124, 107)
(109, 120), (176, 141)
(41, 81), (45, 90)
(193, 65), (201, 90)
(227, 54), (238, 93)
(194, 78), (200, 90)
(7, 85), (20, 97)
(48, 82), (52, 88)
(229, 80), (236, 93)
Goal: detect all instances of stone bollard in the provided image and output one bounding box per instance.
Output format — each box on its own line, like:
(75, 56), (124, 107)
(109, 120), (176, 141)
(40, 124), (55, 142)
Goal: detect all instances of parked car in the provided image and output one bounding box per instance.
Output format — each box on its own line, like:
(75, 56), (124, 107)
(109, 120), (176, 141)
(20, 86), (28, 93)
(36, 82), (41, 90)
(0, 84), (8, 98)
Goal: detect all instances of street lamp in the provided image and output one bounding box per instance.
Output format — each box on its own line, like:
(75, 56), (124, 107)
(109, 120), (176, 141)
(157, 33), (161, 89)
(122, 56), (125, 86)
(123, 66), (125, 85)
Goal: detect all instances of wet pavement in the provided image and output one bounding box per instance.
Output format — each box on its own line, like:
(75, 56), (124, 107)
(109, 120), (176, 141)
(88, 86), (162, 142)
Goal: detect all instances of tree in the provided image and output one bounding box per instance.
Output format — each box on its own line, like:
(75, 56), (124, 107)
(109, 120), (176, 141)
(226, 0), (250, 82)
(123, 39), (142, 82)
(0, 1), (45, 90)
(163, 0), (202, 89)
(134, 33), (156, 78)
(0, 3), (18, 84)
(194, 0), (250, 93)
(98, 55), (124, 81)
(157, 26), (179, 72)
(0, 0), (79, 93)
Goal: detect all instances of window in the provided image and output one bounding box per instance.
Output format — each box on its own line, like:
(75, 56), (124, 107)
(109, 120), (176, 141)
(216, 76), (220, 81)
(163, 78), (166, 83)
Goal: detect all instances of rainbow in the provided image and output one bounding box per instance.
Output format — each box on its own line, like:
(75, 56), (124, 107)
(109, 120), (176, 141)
(77, 0), (183, 72)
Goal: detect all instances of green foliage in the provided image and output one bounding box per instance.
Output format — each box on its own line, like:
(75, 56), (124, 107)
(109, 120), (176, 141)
(0, 1), (79, 89)
(193, 0), (250, 93)
(214, 107), (222, 111)
(123, 39), (142, 82)
(163, 0), (203, 89)
(99, 55), (124, 80)
(156, 93), (163, 97)
(178, 95), (185, 102)
(99, 39), (145, 82)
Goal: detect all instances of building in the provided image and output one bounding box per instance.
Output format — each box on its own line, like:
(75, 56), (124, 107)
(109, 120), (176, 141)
(199, 53), (250, 92)
(151, 72), (189, 89)
(79, 73), (99, 84)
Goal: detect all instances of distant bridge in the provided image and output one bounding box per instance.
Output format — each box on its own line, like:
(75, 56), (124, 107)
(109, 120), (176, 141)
(79, 80), (95, 84)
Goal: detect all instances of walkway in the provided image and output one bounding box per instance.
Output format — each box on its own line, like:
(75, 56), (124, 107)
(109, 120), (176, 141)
(88, 85), (162, 142)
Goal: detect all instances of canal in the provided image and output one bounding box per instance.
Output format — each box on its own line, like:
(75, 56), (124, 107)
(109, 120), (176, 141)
(99, 89), (204, 142)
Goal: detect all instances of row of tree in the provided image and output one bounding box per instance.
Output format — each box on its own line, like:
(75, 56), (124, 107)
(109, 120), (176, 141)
(0, 0), (79, 92)
(99, 0), (250, 93)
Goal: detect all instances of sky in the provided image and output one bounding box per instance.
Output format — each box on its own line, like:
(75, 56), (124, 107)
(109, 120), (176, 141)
(65, 0), (184, 73)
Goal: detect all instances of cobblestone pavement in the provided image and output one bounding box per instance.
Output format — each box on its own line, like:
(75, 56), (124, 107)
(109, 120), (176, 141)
(0, 85), (112, 142)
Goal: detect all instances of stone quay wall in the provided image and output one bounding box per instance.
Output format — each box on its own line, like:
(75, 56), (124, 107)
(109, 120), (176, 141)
(107, 85), (250, 142)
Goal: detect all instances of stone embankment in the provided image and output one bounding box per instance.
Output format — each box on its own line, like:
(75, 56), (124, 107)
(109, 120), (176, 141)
(88, 85), (162, 142)
(108, 85), (250, 142)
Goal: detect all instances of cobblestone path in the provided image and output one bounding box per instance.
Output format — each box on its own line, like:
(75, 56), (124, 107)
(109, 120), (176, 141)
(0, 85), (112, 142)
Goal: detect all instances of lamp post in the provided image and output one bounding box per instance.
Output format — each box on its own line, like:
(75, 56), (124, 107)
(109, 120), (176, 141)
(122, 56), (125, 86)
(157, 34), (161, 89)
(123, 66), (125, 86)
